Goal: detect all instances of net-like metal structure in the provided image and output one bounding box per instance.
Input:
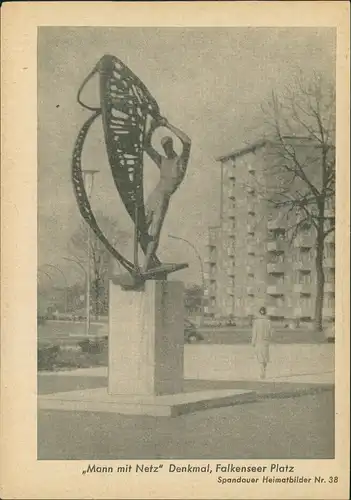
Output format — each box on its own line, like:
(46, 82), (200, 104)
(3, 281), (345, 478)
(72, 55), (161, 276)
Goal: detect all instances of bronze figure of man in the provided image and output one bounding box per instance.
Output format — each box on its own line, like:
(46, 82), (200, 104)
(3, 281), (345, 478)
(142, 116), (191, 273)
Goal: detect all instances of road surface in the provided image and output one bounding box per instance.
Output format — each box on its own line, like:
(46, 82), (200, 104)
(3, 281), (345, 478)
(38, 390), (334, 460)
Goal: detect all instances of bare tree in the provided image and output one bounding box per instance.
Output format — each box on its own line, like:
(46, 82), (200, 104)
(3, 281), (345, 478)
(68, 211), (131, 318)
(259, 74), (335, 333)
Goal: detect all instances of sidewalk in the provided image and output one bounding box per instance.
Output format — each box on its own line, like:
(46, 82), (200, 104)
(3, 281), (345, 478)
(39, 363), (334, 405)
(39, 364), (334, 384)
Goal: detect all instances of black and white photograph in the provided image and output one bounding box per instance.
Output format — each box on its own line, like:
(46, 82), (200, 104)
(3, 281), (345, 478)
(37, 25), (336, 460)
(1, 2), (349, 499)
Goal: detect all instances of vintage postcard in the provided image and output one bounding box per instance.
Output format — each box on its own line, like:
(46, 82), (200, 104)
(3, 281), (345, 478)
(1, 1), (350, 499)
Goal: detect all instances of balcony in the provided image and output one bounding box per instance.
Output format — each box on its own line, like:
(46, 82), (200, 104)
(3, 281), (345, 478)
(324, 282), (335, 293)
(248, 164), (255, 173)
(325, 232), (335, 243)
(267, 219), (284, 230)
(267, 263), (285, 274)
(228, 208), (236, 218)
(226, 287), (234, 295)
(206, 242), (216, 250)
(204, 272), (216, 282)
(247, 286), (255, 295)
(267, 285), (285, 296)
(294, 283), (312, 294)
(267, 240), (285, 253)
(324, 257), (335, 269)
(294, 260), (312, 271)
(227, 228), (236, 238)
(294, 307), (312, 318)
(228, 187), (235, 199)
(267, 307), (284, 317)
(294, 235), (313, 248)
(247, 223), (255, 235)
(205, 255), (216, 265)
(228, 170), (235, 180)
(227, 266), (235, 276)
(247, 200), (256, 214)
(247, 245), (255, 255)
(247, 186), (255, 195)
(227, 247), (235, 257)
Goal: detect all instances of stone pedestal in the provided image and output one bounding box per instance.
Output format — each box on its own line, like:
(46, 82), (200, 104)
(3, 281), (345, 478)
(108, 280), (184, 396)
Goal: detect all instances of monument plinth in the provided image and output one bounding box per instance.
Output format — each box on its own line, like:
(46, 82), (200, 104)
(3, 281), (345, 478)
(108, 279), (184, 396)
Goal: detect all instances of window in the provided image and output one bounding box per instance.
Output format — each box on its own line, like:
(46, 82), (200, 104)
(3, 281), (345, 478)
(276, 230), (286, 240)
(270, 252), (284, 263)
(300, 247), (310, 256)
(325, 268), (335, 283)
(325, 244), (335, 258)
(299, 271), (311, 284)
(325, 295), (335, 308)
(300, 295), (311, 308)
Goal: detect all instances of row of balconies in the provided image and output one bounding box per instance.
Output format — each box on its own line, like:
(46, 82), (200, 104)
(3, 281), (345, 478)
(243, 282), (335, 296)
(217, 282), (335, 296)
(211, 260), (334, 275)
(266, 260), (334, 274)
(239, 305), (334, 319)
(268, 234), (314, 248)
(267, 240), (285, 252)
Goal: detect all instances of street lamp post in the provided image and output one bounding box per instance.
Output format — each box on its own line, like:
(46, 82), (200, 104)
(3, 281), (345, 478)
(82, 169), (99, 336)
(168, 234), (205, 327)
(63, 257), (88, 333)
(37, 269), (55, 316)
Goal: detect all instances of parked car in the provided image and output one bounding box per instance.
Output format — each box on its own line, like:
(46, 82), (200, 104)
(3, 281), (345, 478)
(184, 319), (204, 343)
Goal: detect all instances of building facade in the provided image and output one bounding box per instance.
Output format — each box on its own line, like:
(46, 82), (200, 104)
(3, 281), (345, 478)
(204, 139), (335, 326)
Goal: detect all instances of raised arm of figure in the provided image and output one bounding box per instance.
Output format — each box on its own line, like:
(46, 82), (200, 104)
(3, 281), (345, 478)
(160, 117), (191, 165)
(144, 118), (162, 167)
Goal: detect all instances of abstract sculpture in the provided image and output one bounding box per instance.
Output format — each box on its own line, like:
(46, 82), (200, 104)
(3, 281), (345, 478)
(72, 54), (191, 289)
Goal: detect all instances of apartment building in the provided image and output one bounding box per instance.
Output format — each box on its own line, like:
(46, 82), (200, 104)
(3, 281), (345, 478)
(204, 138), (335, 326)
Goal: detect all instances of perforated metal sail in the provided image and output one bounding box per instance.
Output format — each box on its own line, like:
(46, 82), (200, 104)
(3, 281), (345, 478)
(72, 55), (161, 276)
(99, 54), (160, 237)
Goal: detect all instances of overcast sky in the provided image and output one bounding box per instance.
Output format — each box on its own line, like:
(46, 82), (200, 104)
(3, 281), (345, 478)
(38, 27), (335, 286)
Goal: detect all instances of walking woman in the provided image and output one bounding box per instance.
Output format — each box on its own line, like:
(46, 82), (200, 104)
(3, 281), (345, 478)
(252, 307), (272, 379)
